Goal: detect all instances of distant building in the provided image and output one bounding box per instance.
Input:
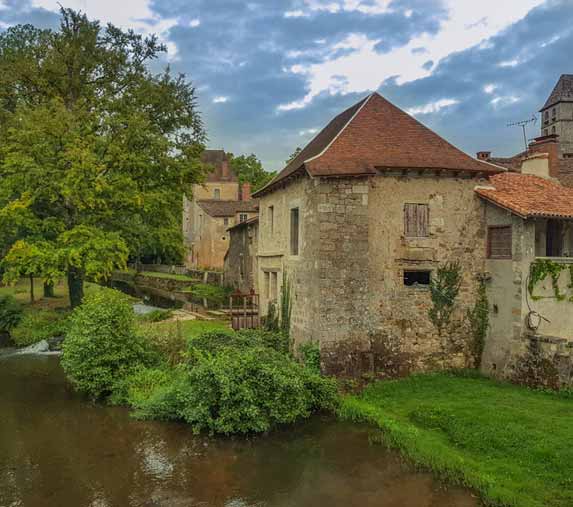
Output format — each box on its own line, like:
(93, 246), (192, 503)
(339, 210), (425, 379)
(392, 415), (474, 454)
(183, 150), (258, 270)
(540, 74), (573, 157)
(224, 216), (259, 293)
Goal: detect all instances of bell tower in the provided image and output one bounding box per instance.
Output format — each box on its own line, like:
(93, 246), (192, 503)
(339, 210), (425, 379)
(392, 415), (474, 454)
(539, 74), (573, 157)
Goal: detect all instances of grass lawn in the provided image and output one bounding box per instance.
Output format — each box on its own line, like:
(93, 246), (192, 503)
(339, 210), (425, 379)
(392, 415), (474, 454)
(340, 372), (573, 507)
(151, 318), (230, 340)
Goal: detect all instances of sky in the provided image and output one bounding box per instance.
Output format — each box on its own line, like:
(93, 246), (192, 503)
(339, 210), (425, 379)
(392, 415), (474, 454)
(0, 0), (571, 171)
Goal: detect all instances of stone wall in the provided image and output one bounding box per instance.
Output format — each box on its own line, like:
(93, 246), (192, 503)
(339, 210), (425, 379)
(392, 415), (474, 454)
(224, 220), (258, 293)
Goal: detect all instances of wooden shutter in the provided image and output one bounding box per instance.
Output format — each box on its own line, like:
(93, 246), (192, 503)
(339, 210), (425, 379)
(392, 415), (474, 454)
(488, 226), (512, 259)
(404, 204), (429, 237)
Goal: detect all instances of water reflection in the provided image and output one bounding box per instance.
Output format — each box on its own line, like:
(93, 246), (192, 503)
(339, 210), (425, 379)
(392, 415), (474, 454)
(0, 356), (479, 507)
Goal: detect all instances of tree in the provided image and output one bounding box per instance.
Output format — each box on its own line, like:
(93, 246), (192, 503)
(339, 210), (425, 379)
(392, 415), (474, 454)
(0, 9), (206, 307)
(228, 153), (275, 192)
(286, 147), (302, 165)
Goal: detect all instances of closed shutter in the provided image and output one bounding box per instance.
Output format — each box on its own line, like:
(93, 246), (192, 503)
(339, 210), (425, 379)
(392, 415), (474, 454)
(404, 204), (429, 237)
(488, 226), (512, 259)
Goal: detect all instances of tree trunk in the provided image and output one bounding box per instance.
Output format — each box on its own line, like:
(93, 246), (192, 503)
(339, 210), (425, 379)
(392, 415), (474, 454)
(67, 269), (84, 309)
(29, 274), (35, 303)
(43, 281), (55, 298)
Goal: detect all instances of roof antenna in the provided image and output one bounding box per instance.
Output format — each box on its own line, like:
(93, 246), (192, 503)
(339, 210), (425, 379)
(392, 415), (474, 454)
(507, 115), (537, 152)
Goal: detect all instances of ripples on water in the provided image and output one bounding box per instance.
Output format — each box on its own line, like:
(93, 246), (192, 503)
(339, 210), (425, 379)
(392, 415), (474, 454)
(0, 355), (479, 507)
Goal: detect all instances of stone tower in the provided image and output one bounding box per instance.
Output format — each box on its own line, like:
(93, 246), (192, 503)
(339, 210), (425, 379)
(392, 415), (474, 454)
(540, 74), (573, 157)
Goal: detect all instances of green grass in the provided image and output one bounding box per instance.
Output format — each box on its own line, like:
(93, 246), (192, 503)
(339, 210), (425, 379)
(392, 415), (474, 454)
(339, 371), (573, 507)
(139, 271), (197, 282)
(152, 318), (230, 340)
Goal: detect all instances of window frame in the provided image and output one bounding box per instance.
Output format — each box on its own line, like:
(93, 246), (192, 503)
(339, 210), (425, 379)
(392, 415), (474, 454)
(290, 207), (300, 256)
(403, 270), (432, 287)
(213, 188), (221, 200)
(487, 225), (512, 259)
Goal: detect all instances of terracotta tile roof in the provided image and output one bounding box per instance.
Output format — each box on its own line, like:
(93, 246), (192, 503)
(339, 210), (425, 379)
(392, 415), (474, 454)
(489, 152), (526, 171)
(255, 92), (503, 196)
(475, 172), (573, 219)
(541, 74), (573, 111)
(197, 199), (258, 217)
(201, 150), (238, 183)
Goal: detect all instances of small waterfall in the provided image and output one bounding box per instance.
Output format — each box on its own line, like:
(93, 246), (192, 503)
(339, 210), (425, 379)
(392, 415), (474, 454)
(0, 340), (61, 359)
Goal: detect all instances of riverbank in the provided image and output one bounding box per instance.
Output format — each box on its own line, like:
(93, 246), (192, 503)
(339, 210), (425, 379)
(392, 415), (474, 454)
(339, 371), (573, 507)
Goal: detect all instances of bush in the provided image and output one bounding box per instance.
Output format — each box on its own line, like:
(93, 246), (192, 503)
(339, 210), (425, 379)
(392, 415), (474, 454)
(0, 294), (23, 332)
(130, 339), (339, 434)
(298, 341), (321, 374)
(61, 288), (158, 399)
(237, 328), (290, 355)
(141, 320), (188, 367)
(138, 308), (173, 323)
(11, 309), (69, 346)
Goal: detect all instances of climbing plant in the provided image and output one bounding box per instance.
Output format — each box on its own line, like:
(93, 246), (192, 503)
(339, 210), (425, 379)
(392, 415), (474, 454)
(429, 262), (462, 335)
(528, 259), (573, 302)
(467, 279), (489, 368)
(280, 271), (292, 337)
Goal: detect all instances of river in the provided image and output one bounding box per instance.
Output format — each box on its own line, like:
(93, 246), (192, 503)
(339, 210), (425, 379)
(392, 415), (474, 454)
(0, 354), (479, 507)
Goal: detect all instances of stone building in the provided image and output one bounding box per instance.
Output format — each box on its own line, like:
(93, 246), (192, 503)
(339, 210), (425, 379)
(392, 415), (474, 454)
(252, 92), (503, 376)
(477, 74), (573, 184)
(476, 153), (573, 388)
(183, 150), (258, 269)
(224, 216), (258, 293)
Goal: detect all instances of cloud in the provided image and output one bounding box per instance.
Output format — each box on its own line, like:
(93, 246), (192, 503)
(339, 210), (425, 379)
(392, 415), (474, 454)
(212, 96), (229, 103)
(30, 0), (180, 58)
(189, 18), (200, 28)
(407, 98), (459, 115)
(278, 0), (544, 110)
(299, 127), (319, 136)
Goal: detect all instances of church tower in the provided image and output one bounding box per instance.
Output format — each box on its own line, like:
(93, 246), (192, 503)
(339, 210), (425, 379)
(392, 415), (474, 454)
(540, 74), (573, 157)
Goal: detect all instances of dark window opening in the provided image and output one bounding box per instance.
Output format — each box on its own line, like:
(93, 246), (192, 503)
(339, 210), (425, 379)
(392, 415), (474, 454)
(488, 226), (512, 259)
(224, 217), (229, 226)
(240, 213), (248, 223)
(546, 219), (564, 257)
(404, 270), (431, 286)
(214, 188), (221, 199)
(290, 208), (300, 255)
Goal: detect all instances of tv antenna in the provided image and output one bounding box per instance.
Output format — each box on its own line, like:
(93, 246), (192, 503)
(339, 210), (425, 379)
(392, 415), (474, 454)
(507, 116), (537, 152)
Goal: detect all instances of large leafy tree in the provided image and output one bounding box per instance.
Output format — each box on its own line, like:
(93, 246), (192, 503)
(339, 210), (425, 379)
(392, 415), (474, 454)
(228, 153), (275, 192)
(0, 9), (206, 307)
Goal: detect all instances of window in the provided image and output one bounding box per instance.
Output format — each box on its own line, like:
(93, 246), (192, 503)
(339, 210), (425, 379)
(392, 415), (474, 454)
(404, 270), (431, 287)
(268, 205), (274, 235)
(546, 219), (564, 257)
(404, 203), (429, 237)
(290, 208), (300, 255)
(544, 129), (549, 136)
(264, 271), (270, 299)
(487, 226), (512, 259)
(271, 272), (278, 301)
(224, 217), (229, 226)
(240, 213), (248, 223)
(214, 188), (220, 199)
(552, 126), (556, 134)
(552, 107), (556, 119)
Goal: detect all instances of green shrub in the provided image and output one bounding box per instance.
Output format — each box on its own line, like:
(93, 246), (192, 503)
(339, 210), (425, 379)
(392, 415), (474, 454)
(138, 308), (173, 323)
(236, 328), (291, 355)
(61, 288), (158, 399)
(11, 309), (69, 346)
(141, 320), (188, 367)
(298, 341), (321, 374)
(131, 341), (339, 434)
(0, 294), (23, 332)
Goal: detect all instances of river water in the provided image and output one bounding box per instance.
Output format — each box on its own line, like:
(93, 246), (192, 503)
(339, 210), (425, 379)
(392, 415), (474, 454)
(0, 355), (479, 507)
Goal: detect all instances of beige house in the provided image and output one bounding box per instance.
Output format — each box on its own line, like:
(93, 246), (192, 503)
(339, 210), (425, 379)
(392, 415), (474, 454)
(224, 217), (259, 293)
(252, 92), (503, 376)
(183, 150), (258, 269)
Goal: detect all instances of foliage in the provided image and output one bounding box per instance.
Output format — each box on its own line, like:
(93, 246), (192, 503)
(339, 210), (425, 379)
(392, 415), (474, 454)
(131, 344), (339, 434)
(528, 259), (573, 301)
(237, 328), (290, 355)
(264, 301), (280, 332)
(1, 240), (61, 287)
(0, 9), (206, 306)
(228, 153), (276, 192)
(339, 372), (573, 507)
(138, 308), (173, 323)
(140, 320), (188, 367)
(280, 271), (292, 337)
(0, 294), (22, 332)
(298, 341), (321, 374)
(188, 283), (232, 307)
(428, 262), (462, 334)
(286, 147), (302, 165)
(11, 309), (69, 346)
(61, 288), (157, 399)
(466, 279), (489, 368)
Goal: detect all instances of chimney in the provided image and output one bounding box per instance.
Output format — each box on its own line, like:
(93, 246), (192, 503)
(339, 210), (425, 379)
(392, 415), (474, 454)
(528, 135), (560, 178)
(240, 182), (252, 201)
(477, 151), (492, 161)
(221, 160), (230, 180)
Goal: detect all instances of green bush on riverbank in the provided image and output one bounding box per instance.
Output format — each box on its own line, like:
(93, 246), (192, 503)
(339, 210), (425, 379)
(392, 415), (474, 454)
(339, 371), (573, 507)
(62, 288), (337, 433)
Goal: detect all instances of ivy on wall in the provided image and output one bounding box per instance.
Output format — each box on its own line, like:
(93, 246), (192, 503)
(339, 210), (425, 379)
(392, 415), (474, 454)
(467, 279), (489, 368)
(429, 262), (462, 335)
(528, 259), (573, 302)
